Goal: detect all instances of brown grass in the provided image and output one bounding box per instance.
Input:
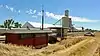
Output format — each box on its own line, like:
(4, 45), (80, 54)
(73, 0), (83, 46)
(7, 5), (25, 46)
(0, 43), (40, 56)
(1, 32), (100, 56)
(34, 37), (87, 56)
(59, 37), (86, 48)
(0, 36), (88, 56)
(93, 46), (100, 56)
(67, 39), (98, 56)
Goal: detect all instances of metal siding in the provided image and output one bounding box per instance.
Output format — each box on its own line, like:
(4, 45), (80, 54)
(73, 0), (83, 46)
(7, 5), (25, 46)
(5, 33), (48, 47)
(62, 17), (69, 28)
(34, 37), (47, 46)
(18, 38), (35, 46)
(34, 34), (48, 46)
(6, 33), (19, 44)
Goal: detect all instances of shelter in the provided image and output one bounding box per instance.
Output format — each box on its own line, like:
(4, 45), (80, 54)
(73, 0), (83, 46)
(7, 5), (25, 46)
(0, 28), (52, 48)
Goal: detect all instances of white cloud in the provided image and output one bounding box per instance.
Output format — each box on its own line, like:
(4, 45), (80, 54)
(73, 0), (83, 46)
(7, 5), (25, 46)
(5, 5), (14, 12)
(5, 5), (9, 9)
(29, 9), (33, 14)
(45, 12), (64, 20)
(32, 15), (37, 18)
(37, 11), (42, 16)
(5, 5), (21, 13)
(29, 9), (32, 11)
(69, 16), (99, 22)
(44, 11), (99, 22)
(26, 9), (37, 18)
(33, 10), (36, 13)
(10, 7), (14, 12)
(26, 9), (36, 15)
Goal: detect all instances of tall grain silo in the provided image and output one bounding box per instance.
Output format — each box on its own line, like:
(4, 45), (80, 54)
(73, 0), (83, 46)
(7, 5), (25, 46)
(62, 10), (70, 28)
(62, 10), (72, 36)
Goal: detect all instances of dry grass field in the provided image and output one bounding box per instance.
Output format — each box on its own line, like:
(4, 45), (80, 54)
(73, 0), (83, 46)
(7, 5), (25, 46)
(0, 32), (100, 56)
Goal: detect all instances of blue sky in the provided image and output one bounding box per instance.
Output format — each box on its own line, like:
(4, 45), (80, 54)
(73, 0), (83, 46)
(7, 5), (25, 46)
(0, 0), (100, 30)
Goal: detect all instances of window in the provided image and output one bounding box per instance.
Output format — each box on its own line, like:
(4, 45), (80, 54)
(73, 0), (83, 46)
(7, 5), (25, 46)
(20, 33), (35, 39)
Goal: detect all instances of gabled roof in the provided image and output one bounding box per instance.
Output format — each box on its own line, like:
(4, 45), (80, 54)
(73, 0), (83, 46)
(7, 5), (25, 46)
(22, 21), (62, 28)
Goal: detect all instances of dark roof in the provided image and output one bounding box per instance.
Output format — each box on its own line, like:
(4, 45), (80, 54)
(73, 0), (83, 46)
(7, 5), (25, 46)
(0, 28), (52, 34)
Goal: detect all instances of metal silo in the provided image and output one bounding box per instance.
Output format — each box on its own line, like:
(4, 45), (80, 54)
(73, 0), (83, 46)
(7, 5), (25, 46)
(62, 10), (72, 36)
(62, 10), (69, 28)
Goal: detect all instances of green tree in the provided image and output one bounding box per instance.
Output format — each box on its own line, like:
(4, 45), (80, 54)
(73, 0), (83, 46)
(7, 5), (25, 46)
(2, 18), (22, 29)
(0, 25), (4, 28)
(14, 22), (22, 28)
(4, 19), (14, 29)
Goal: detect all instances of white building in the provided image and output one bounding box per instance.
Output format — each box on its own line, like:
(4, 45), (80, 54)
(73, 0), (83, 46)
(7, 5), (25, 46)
(22, 21), (62, 28)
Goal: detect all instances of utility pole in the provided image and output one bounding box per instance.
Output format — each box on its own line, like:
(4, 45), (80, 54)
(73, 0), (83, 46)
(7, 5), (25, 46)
(41, 5), (44, 30)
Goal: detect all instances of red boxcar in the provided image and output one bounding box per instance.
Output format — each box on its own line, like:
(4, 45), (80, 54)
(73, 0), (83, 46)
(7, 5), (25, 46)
(1, 28), (52, 48)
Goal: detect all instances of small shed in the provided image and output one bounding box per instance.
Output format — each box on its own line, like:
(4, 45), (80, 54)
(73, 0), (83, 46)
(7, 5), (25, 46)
(0, 28), (52, 48)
